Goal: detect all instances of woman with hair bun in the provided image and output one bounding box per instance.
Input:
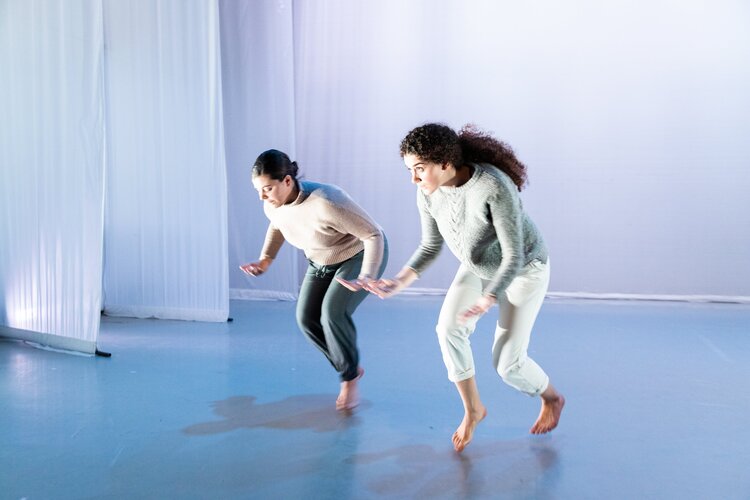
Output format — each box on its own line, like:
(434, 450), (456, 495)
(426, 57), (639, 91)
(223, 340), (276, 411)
(241, 149), (388, 411)
(366, 124), (564, 451)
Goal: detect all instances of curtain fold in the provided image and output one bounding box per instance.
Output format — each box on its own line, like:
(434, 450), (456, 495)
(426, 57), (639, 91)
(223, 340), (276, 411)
(219, 0), (300, 300)
(0, 0), (105, 353)
(101, 0), (229, 321)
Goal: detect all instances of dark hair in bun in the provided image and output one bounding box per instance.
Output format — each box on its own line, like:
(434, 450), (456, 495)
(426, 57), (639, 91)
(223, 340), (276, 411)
(252, 149), (299, 181)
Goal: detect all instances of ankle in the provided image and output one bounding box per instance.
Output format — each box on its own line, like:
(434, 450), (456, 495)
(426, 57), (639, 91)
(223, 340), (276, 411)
(466, 405), (485, 419)
(540, 383), (563, 402)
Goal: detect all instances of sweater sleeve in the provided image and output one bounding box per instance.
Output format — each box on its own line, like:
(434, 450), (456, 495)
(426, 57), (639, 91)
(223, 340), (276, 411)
(326, 195), (385, 279)
(259, 223), (285, 261)
(405, 189), (443, 275)
(483, 182), (524, 297)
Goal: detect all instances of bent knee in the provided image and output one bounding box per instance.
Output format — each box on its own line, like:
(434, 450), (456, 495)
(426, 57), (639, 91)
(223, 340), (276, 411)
(296, 304), (322, 332)
(320, 308), (349, 328)
(498, 356), (526, 381)
(435, 322), (471, 340)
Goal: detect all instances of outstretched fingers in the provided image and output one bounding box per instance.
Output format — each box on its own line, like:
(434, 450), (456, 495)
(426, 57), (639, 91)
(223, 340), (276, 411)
(457, 295), (496, 324)
(239, 263), (262, 276)
(335, 277), (363, 291)
(457, 306), (482, 324)
(363, 278), (399, 298)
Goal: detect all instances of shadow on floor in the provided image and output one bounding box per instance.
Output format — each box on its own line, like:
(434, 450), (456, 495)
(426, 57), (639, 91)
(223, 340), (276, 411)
(182, 394), (369, 435)
(347, 439), (560, 498)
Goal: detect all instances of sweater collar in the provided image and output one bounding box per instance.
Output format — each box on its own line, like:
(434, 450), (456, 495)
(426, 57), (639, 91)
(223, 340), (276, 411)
(438, 163), (482, 194)
(286, 180), (310, 206)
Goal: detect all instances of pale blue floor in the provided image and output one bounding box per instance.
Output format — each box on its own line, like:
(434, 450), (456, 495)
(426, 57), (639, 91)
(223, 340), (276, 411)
(2, 297), (750, 499)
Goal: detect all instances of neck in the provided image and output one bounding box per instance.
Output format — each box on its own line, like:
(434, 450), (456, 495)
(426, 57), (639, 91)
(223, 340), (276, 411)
(449, 164), (473, 187)
(284, 182), (300, 205)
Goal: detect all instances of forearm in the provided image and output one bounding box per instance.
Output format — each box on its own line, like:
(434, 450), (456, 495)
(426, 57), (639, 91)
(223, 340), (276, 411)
(260, 224), (285, 261)
(394, 267), (419, 288)
(358, 230), (385, 279)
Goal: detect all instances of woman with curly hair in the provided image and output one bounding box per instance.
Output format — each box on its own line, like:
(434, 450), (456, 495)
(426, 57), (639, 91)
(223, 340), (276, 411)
(241, 149), (388, 411)
(366, 123), (564, 451)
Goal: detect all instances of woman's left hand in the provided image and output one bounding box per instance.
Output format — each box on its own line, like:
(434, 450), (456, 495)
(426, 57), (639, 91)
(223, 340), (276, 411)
(458, 295), (497, 324)
(336, 277), (374, 292)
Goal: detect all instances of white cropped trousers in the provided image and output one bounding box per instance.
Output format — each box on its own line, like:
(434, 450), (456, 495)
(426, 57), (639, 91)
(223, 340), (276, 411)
(435, 259), (551, 396)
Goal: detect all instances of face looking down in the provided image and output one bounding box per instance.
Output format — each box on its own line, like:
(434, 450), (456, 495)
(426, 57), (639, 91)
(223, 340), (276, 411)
(252, 174), (297, 207)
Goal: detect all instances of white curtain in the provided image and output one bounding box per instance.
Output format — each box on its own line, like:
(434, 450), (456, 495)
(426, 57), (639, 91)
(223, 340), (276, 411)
(101, 0), (229, 321)
(0, 0), (105, 353)
(219, 0), (300, 300)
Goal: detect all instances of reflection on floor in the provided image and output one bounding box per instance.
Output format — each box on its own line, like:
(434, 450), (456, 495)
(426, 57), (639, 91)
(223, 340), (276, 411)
(2, 297), (749, 499)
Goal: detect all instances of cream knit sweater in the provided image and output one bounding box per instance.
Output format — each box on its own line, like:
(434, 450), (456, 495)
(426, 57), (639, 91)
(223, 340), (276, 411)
(260, 180), (385, 278)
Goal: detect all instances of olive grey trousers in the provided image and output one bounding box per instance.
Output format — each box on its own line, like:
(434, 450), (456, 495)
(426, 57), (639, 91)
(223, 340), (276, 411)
(296, 242), (388, 381)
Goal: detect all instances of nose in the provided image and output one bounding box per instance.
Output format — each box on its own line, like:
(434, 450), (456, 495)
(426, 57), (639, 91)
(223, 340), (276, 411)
(410, 170), (420, 184)
(258, 191), (266, 200)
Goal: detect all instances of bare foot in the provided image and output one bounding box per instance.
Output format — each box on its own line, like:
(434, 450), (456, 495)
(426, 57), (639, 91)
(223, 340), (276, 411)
(530, 394), (565, 434)
(336, 367), (364, 411)
(452, 406), (487, 452)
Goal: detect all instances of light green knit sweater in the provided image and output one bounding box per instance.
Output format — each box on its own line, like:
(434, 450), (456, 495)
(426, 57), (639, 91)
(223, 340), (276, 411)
(406, 163), (548, 297)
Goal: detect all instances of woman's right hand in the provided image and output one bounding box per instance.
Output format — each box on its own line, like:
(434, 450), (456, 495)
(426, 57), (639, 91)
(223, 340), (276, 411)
(363, 277), (405, 299)
(365, 267), (418, 298)
(239, 258), (272, 276)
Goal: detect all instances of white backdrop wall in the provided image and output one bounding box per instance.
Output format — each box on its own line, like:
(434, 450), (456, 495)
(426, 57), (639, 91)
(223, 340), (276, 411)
(0, 0), (105, 352)
(219, 0), (300, 300)
(102, 0), (229, 321)
(2, 0), (748, 348)
(284, 0), (750, 298)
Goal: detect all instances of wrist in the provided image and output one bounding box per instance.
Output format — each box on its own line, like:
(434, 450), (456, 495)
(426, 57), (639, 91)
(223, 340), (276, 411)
(395, 267), (418, 284)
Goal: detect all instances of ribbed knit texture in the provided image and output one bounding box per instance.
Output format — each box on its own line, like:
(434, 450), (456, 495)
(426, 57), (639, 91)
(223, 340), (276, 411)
(260, 180), (385, 278)
(406, 163), (548, 297)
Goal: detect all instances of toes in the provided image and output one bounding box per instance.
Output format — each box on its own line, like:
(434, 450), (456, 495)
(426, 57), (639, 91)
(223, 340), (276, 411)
(452, 437), (463, 452)
(530, 419), (545, 434)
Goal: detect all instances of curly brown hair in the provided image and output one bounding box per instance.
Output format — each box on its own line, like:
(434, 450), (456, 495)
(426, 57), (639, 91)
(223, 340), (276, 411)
(399, 123), (528, 191)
